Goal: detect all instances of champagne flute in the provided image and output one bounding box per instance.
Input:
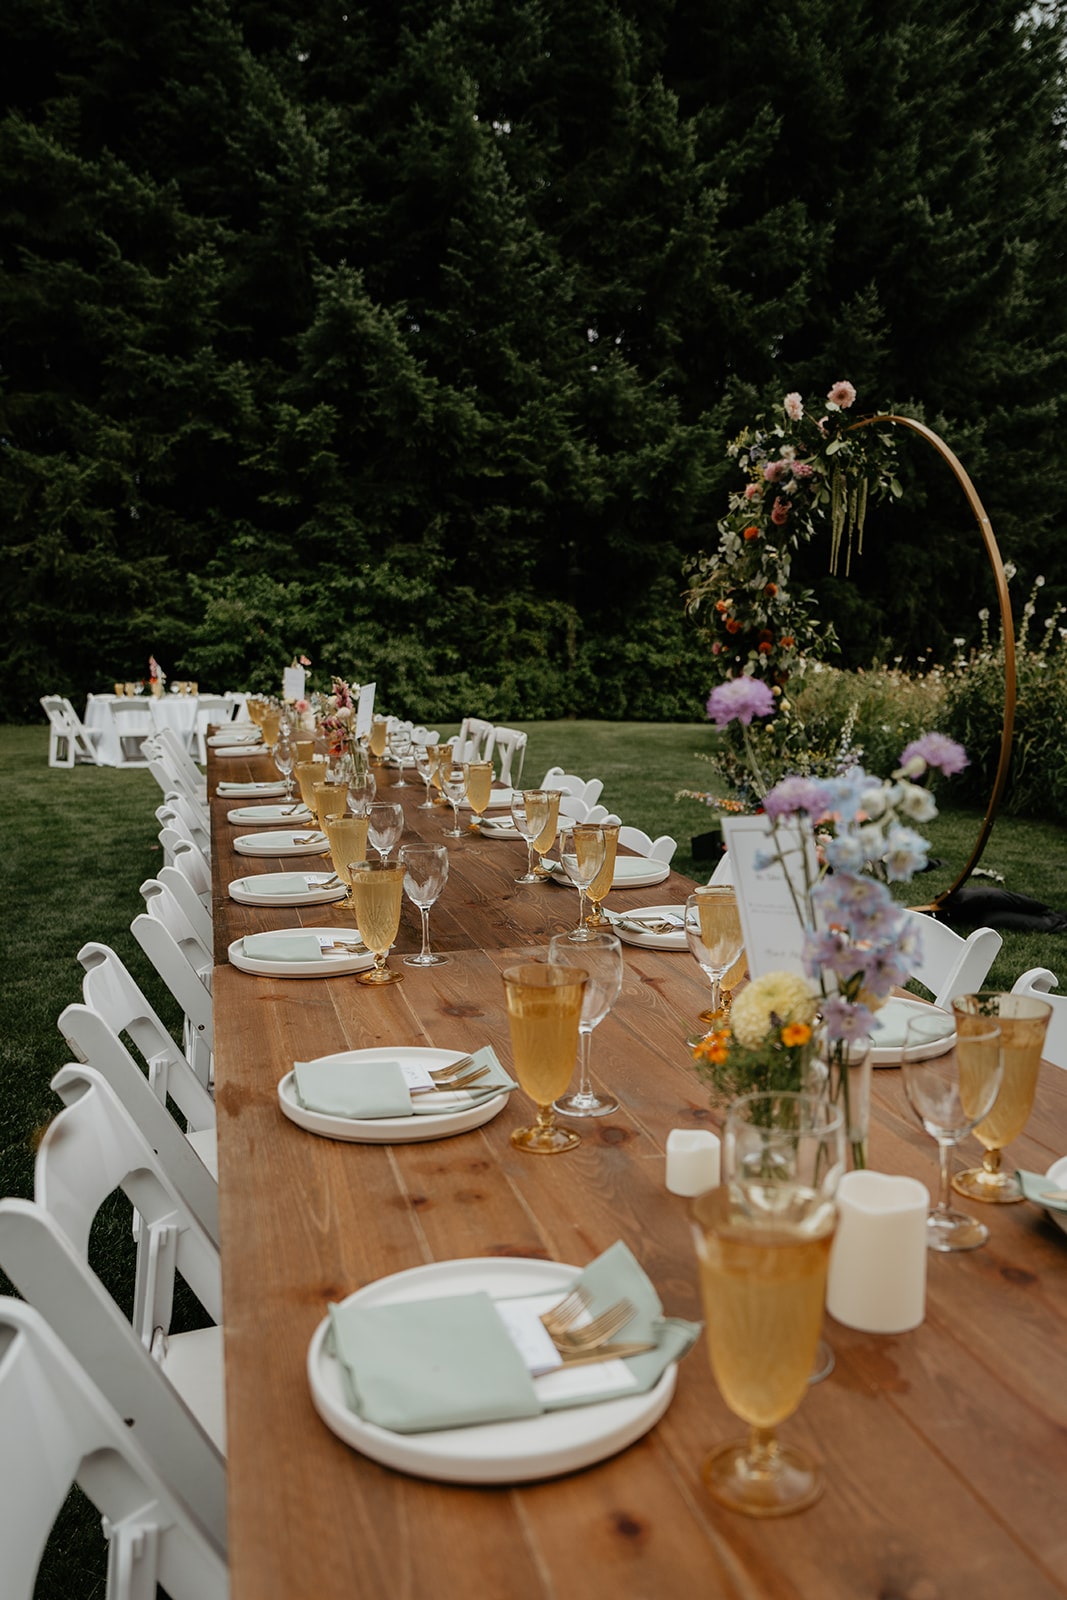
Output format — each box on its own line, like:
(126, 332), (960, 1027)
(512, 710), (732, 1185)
(413, 744), (437, 809)
(348, 861), (405, 986)
(324, 814), (370, 900)
(399, 844), (449, 967)
(951, 992), (1053, 1203)
(549, 930), (623, 1117)
(584, 823), (619, 926)
(273, 725), (295, 802)
(440, 767), (468, 838)
(463, 760), (494, 834)
(502, 962), (588, 1154)
(512, 790), (550, 884)
(691, 1092), (845, 1517)
(391, 725), (413, 788)
(367, 800), (404, 863)
(558, 825), (607, 939)
(685, 887), (745, 1023)
(902, 1015), (1002, 1251)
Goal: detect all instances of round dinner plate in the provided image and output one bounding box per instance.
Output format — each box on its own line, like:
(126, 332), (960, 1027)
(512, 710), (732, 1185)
(228, 873), (347, 908)
(228, 929), (373, 978)
(1043, 1156), (1067, 1238)
(607, 904), (687, 951)
(232, 830), (330, 857)
(307, 1256), (676, 1483)
(868, 996), (956, 1067)
(548, 856), (672, 891)
(225, 803), (315, 825)
(278, 1046), (508, 1144)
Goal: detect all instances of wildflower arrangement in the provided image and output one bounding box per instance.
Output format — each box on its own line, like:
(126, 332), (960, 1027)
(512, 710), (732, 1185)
(695, 679), (968, 1165)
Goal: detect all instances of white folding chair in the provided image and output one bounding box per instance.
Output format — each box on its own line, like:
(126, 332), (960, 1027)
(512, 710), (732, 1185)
(903, 911), (1001, 1009)
(40, 695), (104, 767)
(0, 1299), (227, 1600)
(492, 727), (527, 788)
(1012, 968), (1067, 1069)
(617, 824), (677, 863)
(0, 1065), (227, 1547)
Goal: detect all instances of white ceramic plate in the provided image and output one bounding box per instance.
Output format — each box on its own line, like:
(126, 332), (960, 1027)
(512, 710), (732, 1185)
(232, 830), (330, 858)
(225, 803), (315, 825)
(548, 857), (671, 891)
(307, 1256), (676, 1483)
(217, 781), (287, 798)
(278, 1047), (509, 1144)
(460, 788), (515, 810)
(607, 905), (687, 951)
(228, 873), (348, 908)
(1042, 1156), (1067, 1237)
(228, 929), (374, 978)
(869, 996), (956, 1067)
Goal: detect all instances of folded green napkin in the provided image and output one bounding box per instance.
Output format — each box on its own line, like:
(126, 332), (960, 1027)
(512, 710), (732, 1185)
(328, 1240), (701, 1434)
(243, 931), (329, 962)
(293, 1045), (517, 1121)
(1016, 1169), (1067, 1213)
(869, 999), (955, 1051)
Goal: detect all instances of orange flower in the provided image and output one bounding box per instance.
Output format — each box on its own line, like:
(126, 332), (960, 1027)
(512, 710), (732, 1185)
(781, 1023), (812, 1048)
(743, 525), (760, 541)
(725, 618), (742, 634)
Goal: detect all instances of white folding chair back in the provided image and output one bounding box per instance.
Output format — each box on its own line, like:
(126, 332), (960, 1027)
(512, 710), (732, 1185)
(617, 824), (677, 864)
(40, 695), (103, 767)
(904, 912), (1001, 1009)
(172, 835), (212, 905)
(0, 1299), (228, 1600)
(1012, 968), (1067, 1069)
(492, 727), (527, 787)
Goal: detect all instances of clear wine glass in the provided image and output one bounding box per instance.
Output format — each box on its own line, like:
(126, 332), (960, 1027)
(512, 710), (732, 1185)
(511, 791), (549, 884)
(549, 930), (623, 1117)
(367, 800), (404, 863)
(441, 767), (468, 838)
(558, 825), (607, 940)
(391, 726), (413, 788)
(399, 844), (450, 967)
(685, 887), (745, 1023)
(902, 1014), (1002, 1251)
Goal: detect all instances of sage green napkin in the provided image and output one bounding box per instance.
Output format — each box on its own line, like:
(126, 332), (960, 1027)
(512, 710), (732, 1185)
(243, 931), (329, 962)
(1016, 1169), (1067, 1214)
(327, 1240), (701, 1434)
(869, 999), (955, 1051)
(294, 1056), (411, 1119)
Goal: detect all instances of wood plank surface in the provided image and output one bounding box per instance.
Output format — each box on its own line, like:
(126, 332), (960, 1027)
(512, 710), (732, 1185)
(210, 752), (1067, 1600)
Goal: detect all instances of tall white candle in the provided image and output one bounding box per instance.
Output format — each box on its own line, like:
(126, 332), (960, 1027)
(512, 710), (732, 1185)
(665, 1129), (721, 1196)
(827, 1171), (929, 1334)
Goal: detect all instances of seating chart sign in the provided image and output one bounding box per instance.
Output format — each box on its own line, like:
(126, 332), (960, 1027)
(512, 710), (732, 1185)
(720, 815), (819, 980)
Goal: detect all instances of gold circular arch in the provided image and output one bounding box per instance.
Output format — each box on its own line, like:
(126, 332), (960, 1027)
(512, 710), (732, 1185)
(849, 414), (1017, 911)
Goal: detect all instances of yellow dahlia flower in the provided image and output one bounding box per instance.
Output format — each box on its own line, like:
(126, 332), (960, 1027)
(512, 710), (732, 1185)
(730, 971), (819, 1050)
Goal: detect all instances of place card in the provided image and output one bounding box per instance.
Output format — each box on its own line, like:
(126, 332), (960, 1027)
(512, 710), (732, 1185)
(719, 815), (818, 980)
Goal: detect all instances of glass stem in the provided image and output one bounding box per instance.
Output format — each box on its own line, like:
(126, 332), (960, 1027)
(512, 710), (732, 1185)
(419, 906), (432, 961)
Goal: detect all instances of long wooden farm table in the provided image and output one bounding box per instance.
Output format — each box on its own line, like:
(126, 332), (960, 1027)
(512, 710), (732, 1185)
(209, 754), (1067, 1600)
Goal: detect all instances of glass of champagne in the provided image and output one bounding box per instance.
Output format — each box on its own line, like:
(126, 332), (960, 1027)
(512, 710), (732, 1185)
(413, 744), (437, 809)
(951, 992), (1053, 1203)
(691, 1092), (845, 1517)
(502, 962), (588, 1154)
(584, 823), (619, 926)
(549, 930), (623, 1117)
(349, 861), (405, 985)
(440, 767), (468, 838)
(558, 825), (607, 939)
(324, 814), (370, 900)
(463, 760), (494, 834)
(685, 887), (745, 1023)
(399, 843), (449, 967)
(902, 1015), (1002, 1251)
(314, 778), (348, 838)
(367, 800), (404, 863)
(512, 791), (550, 884)
(369, 715), (389, 766)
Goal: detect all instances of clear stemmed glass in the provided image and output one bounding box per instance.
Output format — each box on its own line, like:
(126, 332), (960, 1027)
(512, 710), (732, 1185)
(502, 962), (588, 1154)
(348, 861), (405, 986)
(463, 760), (494, 834)
(273, 726), (295, 802)
(391, 726), (413, 788)
(951, 992), (1052, 1204)
(558, 825), (607, 940)
(901, 1014), (1002, 1251)
(413, 745), (437, 809)
(324, 814), (370, 901)
(685, 887), (745, 1024)
(691, 1092), (845, 1517)
(549, 930), (623, 1117)
(367, 800), (404, 863)
(583, 823), (619, 927)
(399, 844), (450, 967)
(512, 791), (550, 883)
(441, 767), (468, 838)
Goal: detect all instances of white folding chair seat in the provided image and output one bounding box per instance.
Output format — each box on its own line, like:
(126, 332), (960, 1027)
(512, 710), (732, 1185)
(40, 695), (104, 767)
(904, 911), (1001, 1009)
(617, 824), (677, 863)
(1012, 968), (1067, 1069)
(492, 727), (528, 788)
(0, 1299), (227, 1600)
(0, 1065), (227, 1547)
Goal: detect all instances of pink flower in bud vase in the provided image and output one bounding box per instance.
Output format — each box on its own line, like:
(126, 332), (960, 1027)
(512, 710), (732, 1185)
(826, 380), (857, 409)
(784, 392), (804, 421)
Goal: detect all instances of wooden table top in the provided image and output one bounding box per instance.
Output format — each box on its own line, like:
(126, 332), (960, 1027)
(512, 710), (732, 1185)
(210, 755), (1067, 1600)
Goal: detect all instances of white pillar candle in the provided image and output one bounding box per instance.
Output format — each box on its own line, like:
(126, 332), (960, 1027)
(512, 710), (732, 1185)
(665, 1129), (721, 1196)
(826, 1171), (929, 1334)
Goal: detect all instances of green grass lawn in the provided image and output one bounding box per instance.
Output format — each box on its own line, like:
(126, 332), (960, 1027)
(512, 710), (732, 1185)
(3, 720), (1066, 1597)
